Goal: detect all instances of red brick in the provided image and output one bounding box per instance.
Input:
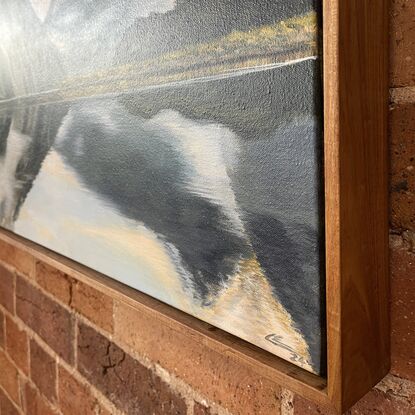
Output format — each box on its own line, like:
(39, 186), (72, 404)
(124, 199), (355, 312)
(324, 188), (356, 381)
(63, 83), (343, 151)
(0, 239), (34, 278)
(24, 382), (56, 415)
(30, 339), (57, 403)
(35, 261), (114, 332)
(0, 265), (14, 313)
(293, 395), (336, 415)
(293, 377), (415, 414)
(5, 316), (29, 375)
(16, 276), (74, 363)
(58, 366), (109, 415)
(0, 309), (4, 348)
(71, 280), (113, 333)
(391, 245), (415, 381)
(0, 349), (20, 405)
(77, 321), (187, 415)
(36, 261), (72, 305)
(350, 389), (415, 415)
(194, 402), (212, 415)
(390, 0), (415, 87)
(390, 103), (415, 232)
(0, 387), (20, 415)
(114, 301), (281, 415)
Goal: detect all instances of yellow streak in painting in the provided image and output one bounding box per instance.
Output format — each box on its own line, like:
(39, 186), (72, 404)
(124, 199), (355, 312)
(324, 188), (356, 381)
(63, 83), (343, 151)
(65, 221), (196, 310)
(15, 209), (55, 241)
(197, 258), (313, 371)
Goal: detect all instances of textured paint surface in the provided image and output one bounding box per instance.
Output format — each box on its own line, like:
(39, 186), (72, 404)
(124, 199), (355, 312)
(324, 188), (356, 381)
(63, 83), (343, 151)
(0, 0), (324, 374)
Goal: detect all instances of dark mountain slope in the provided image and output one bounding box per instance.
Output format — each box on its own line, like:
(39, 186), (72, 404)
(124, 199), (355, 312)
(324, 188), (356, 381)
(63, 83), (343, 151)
(114, 0), (317, 64)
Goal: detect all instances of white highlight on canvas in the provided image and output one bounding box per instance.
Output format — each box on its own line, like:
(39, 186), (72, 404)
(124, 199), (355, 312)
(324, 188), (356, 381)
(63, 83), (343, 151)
(29, 0), (52, 22)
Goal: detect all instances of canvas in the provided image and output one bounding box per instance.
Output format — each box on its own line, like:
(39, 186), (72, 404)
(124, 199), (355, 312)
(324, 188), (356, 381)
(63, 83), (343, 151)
(0, 0), (325, 375)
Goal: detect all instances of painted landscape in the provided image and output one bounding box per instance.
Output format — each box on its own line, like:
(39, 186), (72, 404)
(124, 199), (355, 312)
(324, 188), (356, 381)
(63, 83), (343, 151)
(0, 0), (325, 374)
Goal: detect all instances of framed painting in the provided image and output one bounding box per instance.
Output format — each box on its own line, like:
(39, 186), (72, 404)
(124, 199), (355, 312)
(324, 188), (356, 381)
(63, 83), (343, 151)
(0, 0), (389, 412)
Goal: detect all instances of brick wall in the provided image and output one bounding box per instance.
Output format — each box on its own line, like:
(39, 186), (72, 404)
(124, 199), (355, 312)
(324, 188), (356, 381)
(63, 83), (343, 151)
(0, 1), (414, 414)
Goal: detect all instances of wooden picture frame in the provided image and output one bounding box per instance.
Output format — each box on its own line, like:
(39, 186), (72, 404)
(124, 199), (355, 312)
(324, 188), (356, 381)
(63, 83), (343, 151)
(323, 0), (389, 411)
(0, 0), (389, 413)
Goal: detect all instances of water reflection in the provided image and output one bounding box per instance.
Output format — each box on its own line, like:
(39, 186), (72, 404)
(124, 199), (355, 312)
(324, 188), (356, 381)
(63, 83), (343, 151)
(0, 60), (324, 374)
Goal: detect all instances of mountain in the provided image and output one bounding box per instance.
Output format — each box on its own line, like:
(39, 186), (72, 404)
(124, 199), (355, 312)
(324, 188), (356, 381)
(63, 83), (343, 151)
(113, 0), (318, 64)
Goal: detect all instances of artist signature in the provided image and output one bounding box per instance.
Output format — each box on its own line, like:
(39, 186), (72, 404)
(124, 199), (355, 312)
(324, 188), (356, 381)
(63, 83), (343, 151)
(265, 333), (307, 365)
